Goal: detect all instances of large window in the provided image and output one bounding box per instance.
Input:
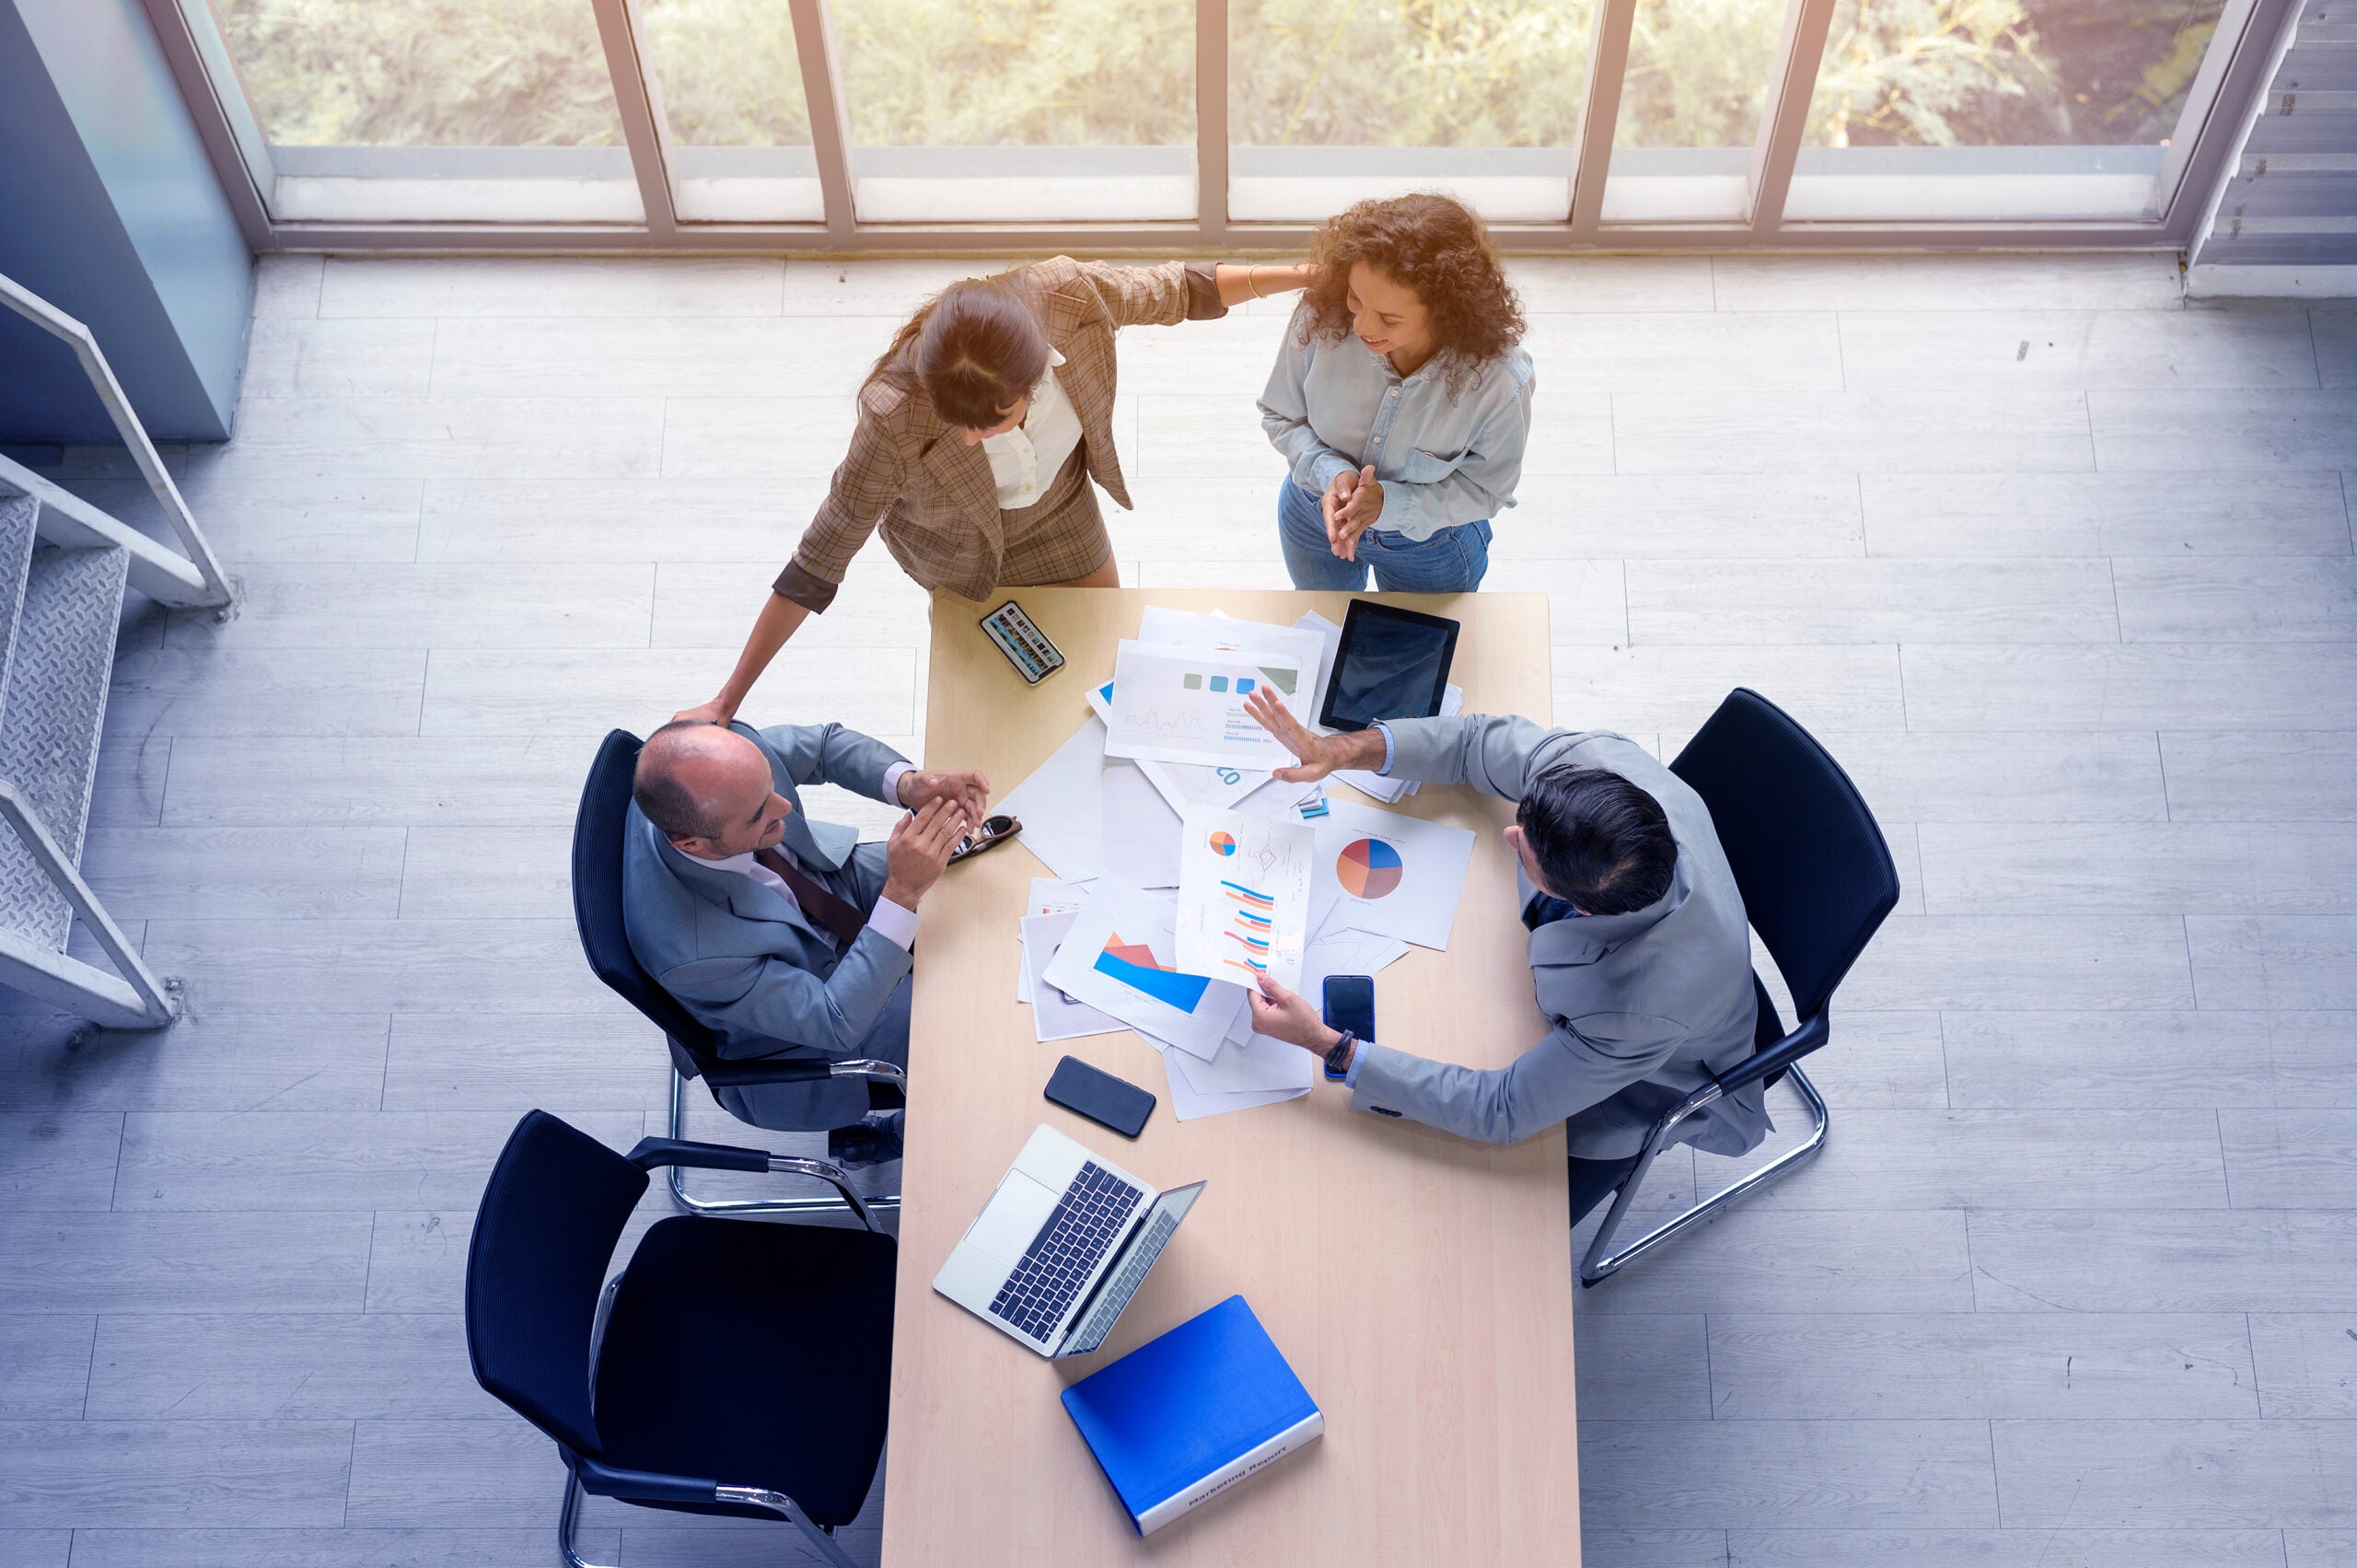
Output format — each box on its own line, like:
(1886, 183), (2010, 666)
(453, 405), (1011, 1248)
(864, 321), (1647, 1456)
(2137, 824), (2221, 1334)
(1229, 0), (1598, 223)
(202, 0), (643, 224)
(159, 0), (2283, 245)
(838, 0), (1196, 222)
(641, 0), (822, 223)
(1601, 0), (1787, 223)
(1787, 0), (2230, 221)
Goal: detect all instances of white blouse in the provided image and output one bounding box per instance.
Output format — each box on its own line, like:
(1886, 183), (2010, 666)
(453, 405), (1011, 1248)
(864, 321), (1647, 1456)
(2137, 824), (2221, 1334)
(980, 348), (1085, 510)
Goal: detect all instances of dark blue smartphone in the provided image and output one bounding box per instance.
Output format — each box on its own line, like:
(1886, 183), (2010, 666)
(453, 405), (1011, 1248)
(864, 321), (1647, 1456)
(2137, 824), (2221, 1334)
(1322, 974), (1376, 1043)
(1043, 1055), (1155, 1139)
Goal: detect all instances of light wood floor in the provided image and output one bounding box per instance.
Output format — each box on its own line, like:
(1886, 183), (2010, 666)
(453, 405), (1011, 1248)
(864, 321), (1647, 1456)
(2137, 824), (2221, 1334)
(3, 252), (2355, 1568)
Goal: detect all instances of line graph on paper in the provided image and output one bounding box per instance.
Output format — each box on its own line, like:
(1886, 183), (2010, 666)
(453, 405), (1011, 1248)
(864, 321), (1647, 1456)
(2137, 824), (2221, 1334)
(1177, 804), (1314, 990)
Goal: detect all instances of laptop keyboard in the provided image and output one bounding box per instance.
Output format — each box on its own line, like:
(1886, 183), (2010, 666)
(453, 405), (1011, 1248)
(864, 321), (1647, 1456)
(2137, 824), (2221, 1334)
(1065, 1208), (1179, 1354)
(988, 1162), (1142, 1342)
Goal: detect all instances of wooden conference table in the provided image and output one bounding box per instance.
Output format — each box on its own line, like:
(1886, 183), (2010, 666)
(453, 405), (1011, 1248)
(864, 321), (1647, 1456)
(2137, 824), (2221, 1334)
(884, 588), (1577, 1567)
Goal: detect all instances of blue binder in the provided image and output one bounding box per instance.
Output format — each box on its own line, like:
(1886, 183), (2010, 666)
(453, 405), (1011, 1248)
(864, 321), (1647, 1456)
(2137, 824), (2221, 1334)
(1060, 1295), (1324, 1534)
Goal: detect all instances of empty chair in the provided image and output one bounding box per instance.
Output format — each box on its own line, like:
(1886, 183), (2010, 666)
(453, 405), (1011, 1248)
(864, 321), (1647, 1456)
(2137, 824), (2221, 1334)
(1580, 687), (1899, 1285)
(465, 1109), (895, 1568)
(573, 727), (905, 1216)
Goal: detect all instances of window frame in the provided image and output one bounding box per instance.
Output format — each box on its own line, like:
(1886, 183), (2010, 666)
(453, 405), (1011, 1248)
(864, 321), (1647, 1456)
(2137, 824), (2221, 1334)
(139, 0), (2300, 253)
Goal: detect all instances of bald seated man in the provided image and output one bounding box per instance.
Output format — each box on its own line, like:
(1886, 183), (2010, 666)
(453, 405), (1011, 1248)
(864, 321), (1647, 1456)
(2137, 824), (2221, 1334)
(621, 718), (986, 1150)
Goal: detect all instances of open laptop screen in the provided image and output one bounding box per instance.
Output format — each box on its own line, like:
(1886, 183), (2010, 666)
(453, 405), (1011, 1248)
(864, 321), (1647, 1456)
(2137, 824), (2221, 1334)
(1058, 1181), (1207, 1357)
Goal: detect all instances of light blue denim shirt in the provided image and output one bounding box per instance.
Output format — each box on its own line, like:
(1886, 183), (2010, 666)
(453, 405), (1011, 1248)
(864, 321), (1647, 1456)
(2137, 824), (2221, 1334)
(1259, 311), (1536, 544)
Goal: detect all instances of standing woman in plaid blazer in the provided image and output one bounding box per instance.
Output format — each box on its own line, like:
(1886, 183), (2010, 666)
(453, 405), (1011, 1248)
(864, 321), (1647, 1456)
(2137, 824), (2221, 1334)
(676, 256), (1313, 727)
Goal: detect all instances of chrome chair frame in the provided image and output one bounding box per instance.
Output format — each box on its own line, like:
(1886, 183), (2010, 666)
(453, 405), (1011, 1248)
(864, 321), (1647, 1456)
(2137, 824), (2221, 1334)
(1579, 1057), (1829, 1288)
(666, 1058), (905, 1219)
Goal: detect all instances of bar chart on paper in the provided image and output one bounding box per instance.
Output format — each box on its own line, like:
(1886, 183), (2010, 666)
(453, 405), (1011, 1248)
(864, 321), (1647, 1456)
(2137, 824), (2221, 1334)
(1178, 804), (1314, 989)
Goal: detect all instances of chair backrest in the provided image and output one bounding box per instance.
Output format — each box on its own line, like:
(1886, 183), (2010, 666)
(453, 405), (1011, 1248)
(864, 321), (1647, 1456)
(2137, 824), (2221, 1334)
(464, 1110), (650, 1457)
(572, 728), (725, 1072)
(1669, 689), (1899, 1022)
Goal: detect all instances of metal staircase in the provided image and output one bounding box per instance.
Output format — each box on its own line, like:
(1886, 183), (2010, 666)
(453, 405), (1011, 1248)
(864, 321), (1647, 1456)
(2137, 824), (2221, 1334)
(0, 270), (238, 1028)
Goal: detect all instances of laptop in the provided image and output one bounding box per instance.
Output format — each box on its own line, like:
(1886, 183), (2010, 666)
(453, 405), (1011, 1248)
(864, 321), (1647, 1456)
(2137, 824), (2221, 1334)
(933, 1124), (1206, 1358)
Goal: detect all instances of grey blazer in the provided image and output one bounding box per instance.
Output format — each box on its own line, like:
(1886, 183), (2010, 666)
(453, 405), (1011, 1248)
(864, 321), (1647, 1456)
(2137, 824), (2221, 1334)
(621, 720), (911, 1130)
(1350, 715), (1769, 1161)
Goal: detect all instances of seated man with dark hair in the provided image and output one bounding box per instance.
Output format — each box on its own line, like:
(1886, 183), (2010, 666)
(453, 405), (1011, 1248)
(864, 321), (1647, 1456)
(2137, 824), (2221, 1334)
(621, 718), (984, 1156)
(1241, 692), (1767, 1222)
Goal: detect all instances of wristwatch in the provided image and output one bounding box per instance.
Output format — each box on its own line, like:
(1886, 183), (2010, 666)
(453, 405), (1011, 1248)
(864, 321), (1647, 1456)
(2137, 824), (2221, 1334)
(1322, 1029), (1358, 1082)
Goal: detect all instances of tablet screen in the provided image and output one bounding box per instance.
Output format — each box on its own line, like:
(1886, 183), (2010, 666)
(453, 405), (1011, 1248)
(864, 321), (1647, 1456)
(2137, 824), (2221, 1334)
(1318, 600), (1460, 733)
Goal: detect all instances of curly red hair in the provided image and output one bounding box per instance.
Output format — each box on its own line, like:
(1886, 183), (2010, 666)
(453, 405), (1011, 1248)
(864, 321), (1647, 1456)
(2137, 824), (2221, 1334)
(1297, 193), (1525, 398)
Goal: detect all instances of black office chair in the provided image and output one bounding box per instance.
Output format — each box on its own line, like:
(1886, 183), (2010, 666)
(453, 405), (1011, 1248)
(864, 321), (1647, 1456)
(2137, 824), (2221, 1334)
(1579, 688), (1900, 1286)
(465, 1110), (892, 1568)
(573, 727), (906, 1218)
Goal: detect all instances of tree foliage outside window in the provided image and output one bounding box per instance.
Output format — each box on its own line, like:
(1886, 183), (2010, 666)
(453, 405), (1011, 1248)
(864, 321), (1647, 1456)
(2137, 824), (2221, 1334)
(205, 0), (2224, 157)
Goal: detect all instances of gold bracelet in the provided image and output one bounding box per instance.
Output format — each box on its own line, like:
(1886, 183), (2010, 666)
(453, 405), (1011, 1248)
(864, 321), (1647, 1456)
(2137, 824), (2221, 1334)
(1247, 263), (1264, 301)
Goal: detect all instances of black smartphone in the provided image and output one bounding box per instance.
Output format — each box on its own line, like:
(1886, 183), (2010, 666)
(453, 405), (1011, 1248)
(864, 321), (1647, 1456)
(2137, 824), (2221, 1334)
(1322, 974), (1376, 1043)
(1043, 1056), (1155, 1139)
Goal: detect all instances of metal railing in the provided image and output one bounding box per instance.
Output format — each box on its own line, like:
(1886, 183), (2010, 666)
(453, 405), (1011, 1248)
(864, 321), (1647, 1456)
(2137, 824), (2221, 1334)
(0, 270), (236, 613)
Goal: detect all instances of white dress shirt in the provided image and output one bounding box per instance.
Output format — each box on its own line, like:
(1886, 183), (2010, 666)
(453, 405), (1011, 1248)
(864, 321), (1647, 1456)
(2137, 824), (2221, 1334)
(980, 348), (1084, 510)
(694, 760), (921, 951)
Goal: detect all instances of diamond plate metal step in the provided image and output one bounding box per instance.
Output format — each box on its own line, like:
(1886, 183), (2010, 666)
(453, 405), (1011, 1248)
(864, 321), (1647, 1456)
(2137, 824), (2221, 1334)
(0, 492), (34, 712)
(0, 532), (128, 952)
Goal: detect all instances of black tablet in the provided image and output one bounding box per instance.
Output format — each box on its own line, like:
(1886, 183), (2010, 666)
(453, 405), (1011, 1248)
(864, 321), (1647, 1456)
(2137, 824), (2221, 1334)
(1318, 598), (1460, 733)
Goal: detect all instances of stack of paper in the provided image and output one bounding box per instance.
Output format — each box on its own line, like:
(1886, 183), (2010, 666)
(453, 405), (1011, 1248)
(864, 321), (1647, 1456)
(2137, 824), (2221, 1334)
(991, 617), (1486, 1121)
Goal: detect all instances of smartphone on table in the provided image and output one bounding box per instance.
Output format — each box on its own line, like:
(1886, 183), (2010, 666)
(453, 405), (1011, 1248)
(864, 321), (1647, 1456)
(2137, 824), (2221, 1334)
(1043, 1055), (1155, 1139)
(1321, 975), (1376, 1079)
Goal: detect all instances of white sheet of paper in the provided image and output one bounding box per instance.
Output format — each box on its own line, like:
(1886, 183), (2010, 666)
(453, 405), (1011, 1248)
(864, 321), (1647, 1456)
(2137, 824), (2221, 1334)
(1086, 679), (1264, 814)
(1173, 1031), (1317, 1095)
(1040, 878), (1248, 1060)
(1028, 877), (1089, 916)
(1139, 607), (1332, 723)
(1017, 877), (1094, 1000)
(1160, 1045), (1308, 1121)
(1099, 761), (1182, 889)
(998, 717), (1108, 882)
(1311, 800), (1479, 951)
(1175, 803), (1315, 990)
(1020, 912), (1128, 1043)
(1103, 641), (1302, 771)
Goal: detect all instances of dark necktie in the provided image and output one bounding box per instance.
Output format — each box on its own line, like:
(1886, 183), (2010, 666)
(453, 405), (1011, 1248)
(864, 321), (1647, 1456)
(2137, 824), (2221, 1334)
(1523, 892), (1580, 932)
(755, 846), (869, 947)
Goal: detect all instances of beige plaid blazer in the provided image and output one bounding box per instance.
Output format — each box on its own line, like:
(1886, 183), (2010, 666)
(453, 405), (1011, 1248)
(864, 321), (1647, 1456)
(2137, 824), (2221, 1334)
(774, 257), (1224, 610)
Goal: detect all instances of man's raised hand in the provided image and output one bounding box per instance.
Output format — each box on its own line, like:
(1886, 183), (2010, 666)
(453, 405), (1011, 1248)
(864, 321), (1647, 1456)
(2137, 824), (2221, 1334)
(1244, 688), (1338, 783)
(899, 766), (991, 827)
(881, 796), (967, 909)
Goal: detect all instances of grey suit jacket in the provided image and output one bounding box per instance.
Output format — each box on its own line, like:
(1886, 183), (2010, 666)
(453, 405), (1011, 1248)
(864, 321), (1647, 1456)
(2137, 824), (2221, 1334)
(621, 721), (911, 1130)
(1350, 715), (1769, 1161)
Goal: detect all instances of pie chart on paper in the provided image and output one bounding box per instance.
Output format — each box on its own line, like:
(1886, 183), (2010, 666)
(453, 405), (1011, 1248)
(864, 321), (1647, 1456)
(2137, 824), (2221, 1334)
(1207, 830), (1237, 856)
(1335, 837), (1404, 900)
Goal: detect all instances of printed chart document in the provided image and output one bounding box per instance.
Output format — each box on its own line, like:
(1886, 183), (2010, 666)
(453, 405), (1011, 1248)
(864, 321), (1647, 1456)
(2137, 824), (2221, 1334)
(1041, 878), (1248, 1061)
(1016, 877), (1093, 1001)
(999, 717), (1109, 882)
(1019, 912), (1127, 1044)
(1175, 803), (1314, 990)
(1104, 641), (1302, 772)
(1310, 800), (1478, 951)
(1087, 679), (1263, 815)
(1138, 606), (1332, 724)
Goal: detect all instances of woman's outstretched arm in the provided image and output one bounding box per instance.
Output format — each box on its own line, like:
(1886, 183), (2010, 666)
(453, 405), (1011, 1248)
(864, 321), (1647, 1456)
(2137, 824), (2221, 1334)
(673, 589), (811, 726)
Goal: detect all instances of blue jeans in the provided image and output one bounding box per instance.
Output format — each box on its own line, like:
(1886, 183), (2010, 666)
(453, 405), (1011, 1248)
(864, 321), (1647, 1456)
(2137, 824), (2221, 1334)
(1276, 478), (1492, 593)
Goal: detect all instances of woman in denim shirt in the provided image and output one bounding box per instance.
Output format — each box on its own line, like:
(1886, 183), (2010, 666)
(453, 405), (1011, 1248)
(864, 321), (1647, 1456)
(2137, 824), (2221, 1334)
(1259, 193), (1534, 593)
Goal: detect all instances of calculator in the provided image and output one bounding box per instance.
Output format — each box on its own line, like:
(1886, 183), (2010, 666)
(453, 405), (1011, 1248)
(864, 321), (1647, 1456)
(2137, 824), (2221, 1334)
(980, 600), (1066, 685)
